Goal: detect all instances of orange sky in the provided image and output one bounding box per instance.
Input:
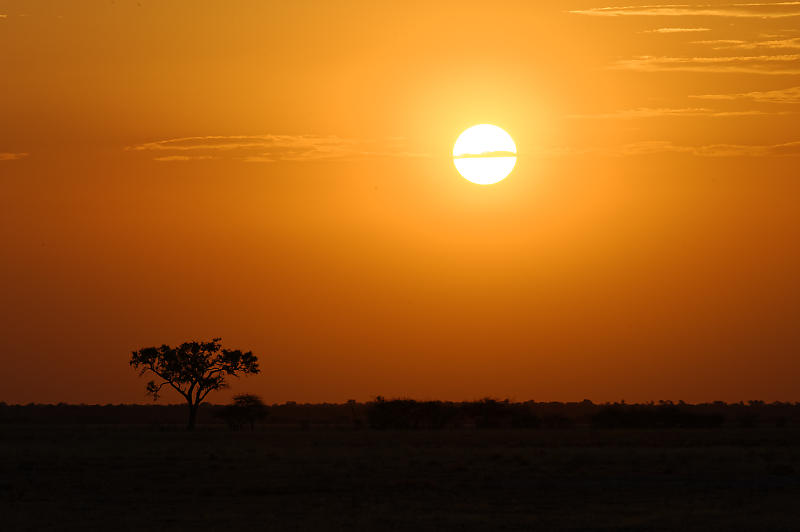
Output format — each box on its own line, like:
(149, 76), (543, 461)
(1, 1), (799, 404)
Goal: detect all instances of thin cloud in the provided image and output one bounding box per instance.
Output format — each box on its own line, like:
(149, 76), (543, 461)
(690, 85), (800, 103)
(570, 3), (800, 18)
(568, 107), (789, 118)
(695, 37), (800, 49)
(691, 39), (748, 47)
(610, 54), (800, 74)
(644, 27), (712, 33)
(729, 37), (800, 49)
(153, 155), (214, 162)
(128, 135), (430, 162)
(538, 140), (800, 157)
(617, 139), (800, 156)
(0, 152), (29, 161)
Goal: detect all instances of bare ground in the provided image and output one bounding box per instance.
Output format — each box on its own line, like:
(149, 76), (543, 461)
(3, 426), (800, 531)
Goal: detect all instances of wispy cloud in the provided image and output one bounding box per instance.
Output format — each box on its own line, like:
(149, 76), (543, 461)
(644, 27), (712, 33)
(690, 85), (800, 102)
(691, 39), (748, 47)
(613, 139), (800, 156)
(0, 152), (29, 161)
(153, 155), (215, 162)
(127, 135), (429, 162)
(568, 107), (790, 118)
(729, 37), (800, 49)
(611, 54), (800, 74)
(695, 37), (800, 49)
(570, 3), (800, 18)
(539, 139), (800, 157)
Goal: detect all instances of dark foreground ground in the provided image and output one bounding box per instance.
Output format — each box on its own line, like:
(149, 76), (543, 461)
(3, 426), (800, 531)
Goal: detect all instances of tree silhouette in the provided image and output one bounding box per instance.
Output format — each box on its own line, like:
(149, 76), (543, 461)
(217, 393), (269, 431)
(130, 338), (259, 430)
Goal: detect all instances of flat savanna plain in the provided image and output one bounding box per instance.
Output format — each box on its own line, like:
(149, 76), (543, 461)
(3, 427), (800, 531)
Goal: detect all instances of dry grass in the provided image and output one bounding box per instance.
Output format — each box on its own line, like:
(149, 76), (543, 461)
(3, 426), (800, 531)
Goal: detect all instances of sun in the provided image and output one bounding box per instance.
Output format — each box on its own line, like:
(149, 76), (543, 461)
(453, 124), (517, 185)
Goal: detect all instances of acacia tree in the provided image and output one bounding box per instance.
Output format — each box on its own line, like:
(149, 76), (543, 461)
(130, 338), (259, 430)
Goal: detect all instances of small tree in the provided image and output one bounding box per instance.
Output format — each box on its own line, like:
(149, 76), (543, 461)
(130, 338), (259, 430)
(218, 394), (269, 431)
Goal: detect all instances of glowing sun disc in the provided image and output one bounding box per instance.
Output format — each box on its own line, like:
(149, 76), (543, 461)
(453, 124), (517, 185)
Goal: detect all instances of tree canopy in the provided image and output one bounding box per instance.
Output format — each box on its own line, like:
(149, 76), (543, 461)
(130, 338), (259, 429)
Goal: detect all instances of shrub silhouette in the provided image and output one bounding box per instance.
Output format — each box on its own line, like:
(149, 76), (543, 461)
(216, 394), (269, 431)
(367, 397), (461, 429)
(367, 398), (540, 429)
(4, 401), (797, 429)
(130, 338), (259, 430)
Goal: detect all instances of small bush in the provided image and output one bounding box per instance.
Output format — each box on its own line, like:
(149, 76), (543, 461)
(216, 394), (269, 431)
(366, 397), (461, 429)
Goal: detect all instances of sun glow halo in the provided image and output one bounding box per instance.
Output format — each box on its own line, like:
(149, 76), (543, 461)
(453, 125), (517, 185)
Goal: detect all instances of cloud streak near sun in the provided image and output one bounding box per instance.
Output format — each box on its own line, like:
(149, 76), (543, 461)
(568, 107), (793, 119)
(694, 37), (800, 49)
(610, 54), (800, 74)
(690, 85), (800, 103)
(127, 135), (429, 162)
(571, 3), (800, 18)
(617, 139), (800, 157)
(644, 27), (711, 33)
(544, 140), (800, 158)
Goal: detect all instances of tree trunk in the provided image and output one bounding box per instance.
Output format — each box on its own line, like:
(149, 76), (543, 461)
(187, 402), (199, 431)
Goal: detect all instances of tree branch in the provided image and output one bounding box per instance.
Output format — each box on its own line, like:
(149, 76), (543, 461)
(142, 366), (190, 401)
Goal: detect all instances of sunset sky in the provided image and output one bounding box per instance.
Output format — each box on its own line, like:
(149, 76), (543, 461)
(2, 1), (799, 404)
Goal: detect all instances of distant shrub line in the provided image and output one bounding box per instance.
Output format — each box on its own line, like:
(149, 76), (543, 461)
(367, 397), (558, 429)
(0, 399), (796, 430)
(366, 398), (732, 430)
